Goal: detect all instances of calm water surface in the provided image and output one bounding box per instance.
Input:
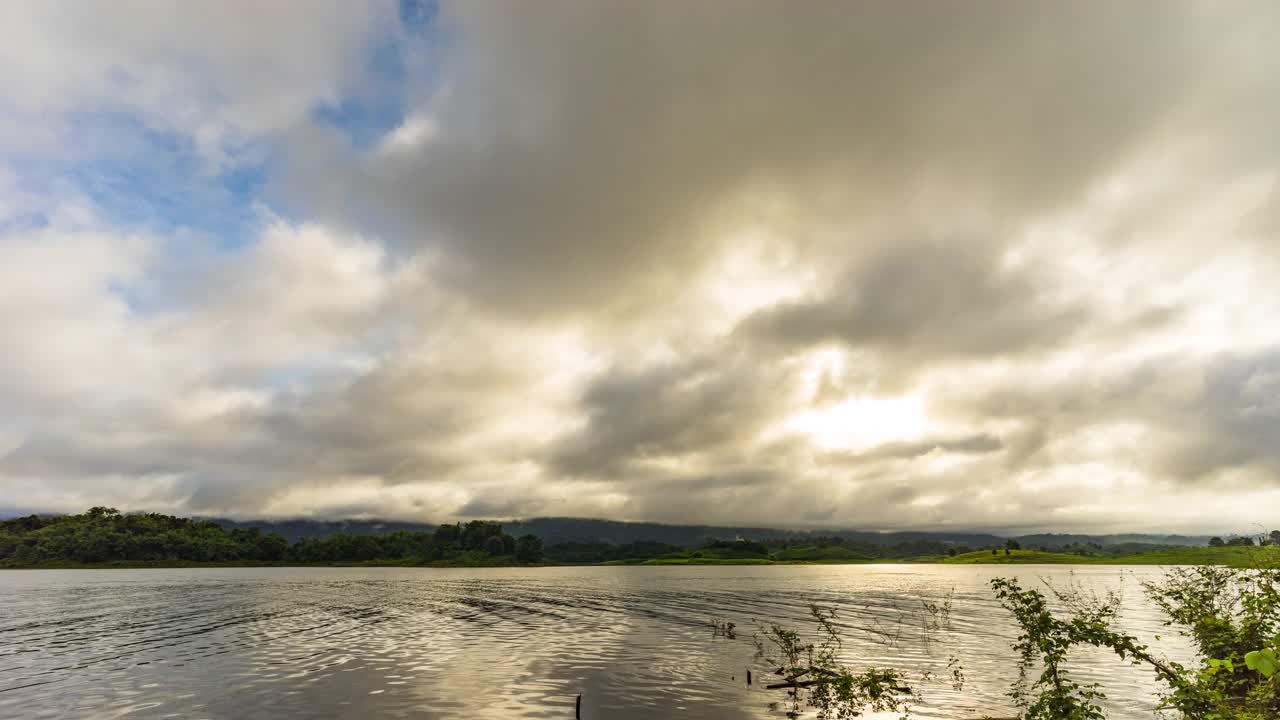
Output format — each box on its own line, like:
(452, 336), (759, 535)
(0, 565), (1193, 719)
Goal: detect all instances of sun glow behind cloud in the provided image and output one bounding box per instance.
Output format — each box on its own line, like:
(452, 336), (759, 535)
(781, 392), (932, 452)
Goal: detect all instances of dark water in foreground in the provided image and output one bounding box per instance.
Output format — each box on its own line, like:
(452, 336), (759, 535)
(0, 565), (1192, 719)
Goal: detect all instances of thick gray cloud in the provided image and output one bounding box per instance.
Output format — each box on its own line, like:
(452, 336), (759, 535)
(739, 241), (1086, 358)
(735, 238), (1185, 391)
(295, 1), (1262, 318)
(928, 345), (1280, 486)
(550, 349), (796, 477)
(1159, 350), (1280, 482)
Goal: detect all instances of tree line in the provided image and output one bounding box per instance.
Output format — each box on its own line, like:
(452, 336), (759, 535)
(1209, 530), (1280, 547)
(5, 508), (1277, 568)
(0, 508), (544, 567)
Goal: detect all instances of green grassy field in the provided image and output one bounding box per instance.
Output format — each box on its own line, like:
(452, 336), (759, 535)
(770, 545), (878, 562)
(636, 557), (780, 565)
(940, 546), (1278, 568)
(1089, 545), (1277, 568)
(942, 549), (1095, 564)
(594, 546), (1280, 567)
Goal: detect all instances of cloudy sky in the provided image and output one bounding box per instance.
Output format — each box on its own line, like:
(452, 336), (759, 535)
(2, 1), (1278, 533)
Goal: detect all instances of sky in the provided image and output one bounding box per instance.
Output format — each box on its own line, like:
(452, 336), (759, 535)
(1, 1), (1279, 533)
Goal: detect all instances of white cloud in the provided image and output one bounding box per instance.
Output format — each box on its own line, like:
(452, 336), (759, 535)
(0, 195), (408, 514)
(0, 1), (396, 164)
(378, 113), (439, 156)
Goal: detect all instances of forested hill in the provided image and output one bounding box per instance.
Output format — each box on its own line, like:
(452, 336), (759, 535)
(213, 518), (438, 543)
(1, 508), (545, 567)
(209, 515), (1209, 548)
(503, 518), (1013, 548)
(0, 509), (1249, 568)
(1012, 532), (1210, 548)
(209, 516), (1007, 546)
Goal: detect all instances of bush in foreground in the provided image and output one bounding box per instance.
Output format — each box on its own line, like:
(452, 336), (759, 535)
(719, 556), (1279, 719)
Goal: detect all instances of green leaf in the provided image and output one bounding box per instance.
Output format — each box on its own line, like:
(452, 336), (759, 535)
(1244, 648), (1278, 678)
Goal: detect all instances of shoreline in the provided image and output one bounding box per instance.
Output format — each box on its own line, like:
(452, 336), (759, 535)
(4, 546), (1274, 570)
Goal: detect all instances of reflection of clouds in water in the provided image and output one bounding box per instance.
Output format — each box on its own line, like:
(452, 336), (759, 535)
(0, 566), (1194, 720)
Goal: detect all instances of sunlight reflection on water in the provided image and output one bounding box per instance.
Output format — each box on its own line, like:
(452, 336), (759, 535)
(0, 565), (1193, 719)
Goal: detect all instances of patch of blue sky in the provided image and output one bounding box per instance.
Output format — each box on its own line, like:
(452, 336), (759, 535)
(4, 110), (266, 250)
(257, 315), (402, 392)
(75, 114), (264, 243)
(254, 347), (388, 398)
(0, 210), (50, 235)
(313, 1), (443, 150)
(4, 6), (442, 292)
(0, 151), (62, 232)
(399, 0), (438, 32)
(106, 279), (150, 315)
(313, 38), (408, 149)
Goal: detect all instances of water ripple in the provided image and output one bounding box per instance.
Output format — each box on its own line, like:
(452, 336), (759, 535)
(0, 565), (1191, 719)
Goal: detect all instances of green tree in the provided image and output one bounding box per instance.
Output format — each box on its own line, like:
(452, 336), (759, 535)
(483, 535), (506, 556)
(515, 534), (544, 564)
(1210, 536), (1225, 547)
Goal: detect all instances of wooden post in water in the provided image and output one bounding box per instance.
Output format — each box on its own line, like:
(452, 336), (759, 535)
(746, 669), (752, 686)
(575, 693), (581, 719)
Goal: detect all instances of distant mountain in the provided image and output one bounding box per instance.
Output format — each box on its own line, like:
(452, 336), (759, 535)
(504, 517), (806, 546)
(208, 516), (998, 545)
(211, 518), (436, 543)
(203, 515), (1042, 548)
(30, 513), (1194, 548)
(1013, 533), (1210, 548)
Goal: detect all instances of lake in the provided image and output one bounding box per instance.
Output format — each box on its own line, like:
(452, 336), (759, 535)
(0, 565), (1193, 719)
